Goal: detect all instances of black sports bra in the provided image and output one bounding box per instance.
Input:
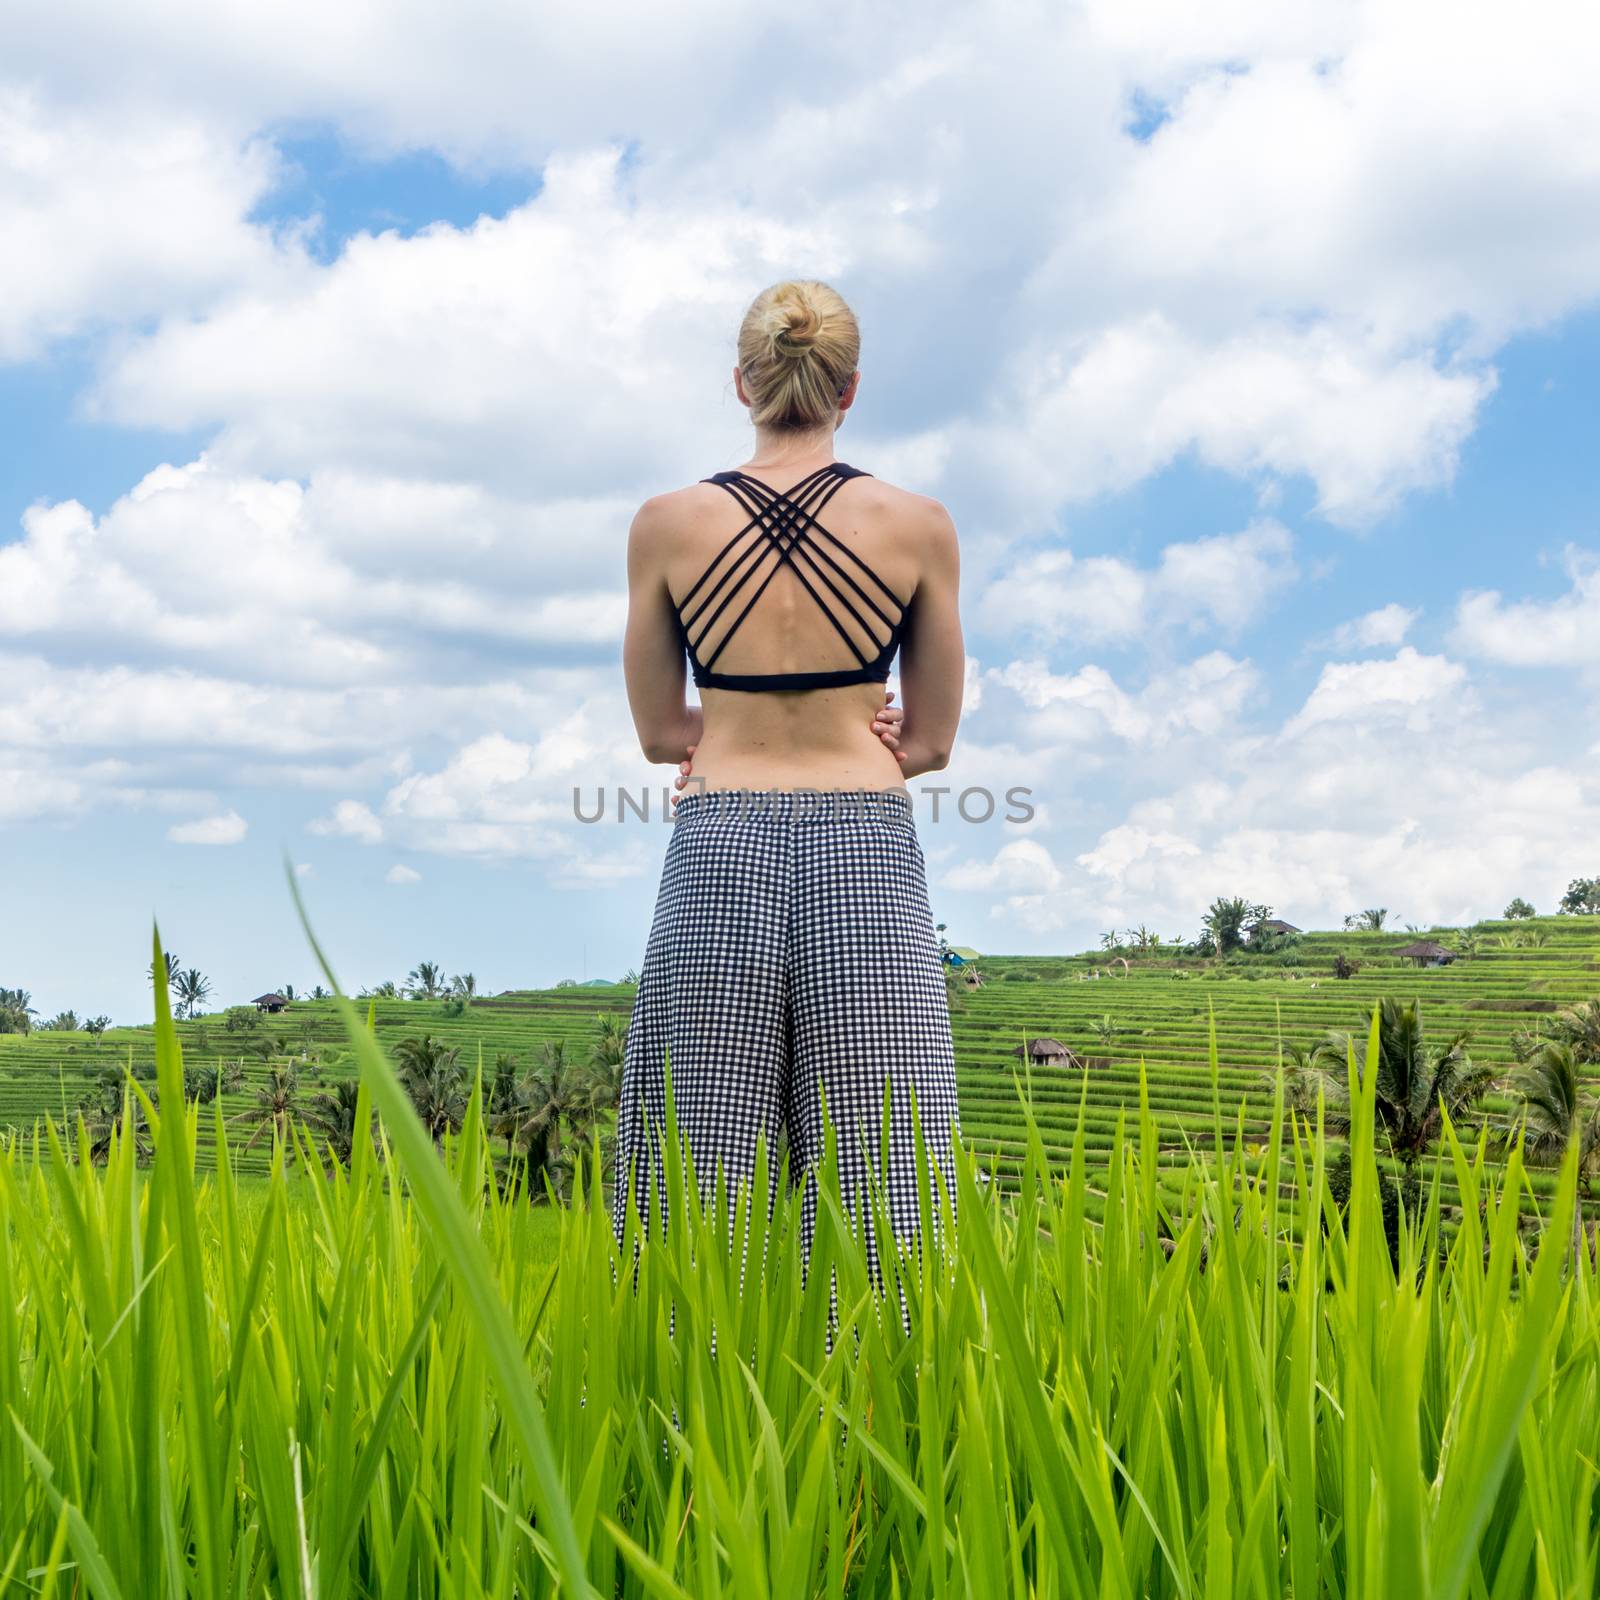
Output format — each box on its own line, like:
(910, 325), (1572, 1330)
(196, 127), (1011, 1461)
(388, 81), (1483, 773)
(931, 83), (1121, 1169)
(675, 460), (910, 692)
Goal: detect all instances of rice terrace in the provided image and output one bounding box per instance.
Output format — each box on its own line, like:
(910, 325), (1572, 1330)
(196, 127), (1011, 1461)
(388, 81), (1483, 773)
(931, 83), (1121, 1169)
(4, 899), (1600, 1594)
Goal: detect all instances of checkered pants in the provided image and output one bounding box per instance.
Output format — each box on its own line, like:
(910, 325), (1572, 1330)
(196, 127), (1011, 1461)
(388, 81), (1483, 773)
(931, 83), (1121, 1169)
(612, 787), (961, 1291)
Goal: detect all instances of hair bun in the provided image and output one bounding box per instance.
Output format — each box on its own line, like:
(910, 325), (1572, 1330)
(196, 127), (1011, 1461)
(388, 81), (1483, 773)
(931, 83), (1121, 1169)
(771, 299), (822, 358)
(737, 279), (860, 431)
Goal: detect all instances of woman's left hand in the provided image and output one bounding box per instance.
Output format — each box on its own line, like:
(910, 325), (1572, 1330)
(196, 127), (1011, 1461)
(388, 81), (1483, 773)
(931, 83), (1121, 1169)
(871, 690), (906, 763)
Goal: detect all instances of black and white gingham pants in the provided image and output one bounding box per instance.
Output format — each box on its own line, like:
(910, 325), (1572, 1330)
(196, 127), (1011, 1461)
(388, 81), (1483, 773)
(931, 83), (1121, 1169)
(613, 787), (961, 1287)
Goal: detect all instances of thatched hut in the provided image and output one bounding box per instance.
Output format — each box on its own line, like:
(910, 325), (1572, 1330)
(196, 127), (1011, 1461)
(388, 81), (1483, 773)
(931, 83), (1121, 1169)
(252, 992), (290, 1014)
(1012, 1036), (1078, 1067)
(1394, 940), (1456, 968)
(1255, 919), (1301, 937)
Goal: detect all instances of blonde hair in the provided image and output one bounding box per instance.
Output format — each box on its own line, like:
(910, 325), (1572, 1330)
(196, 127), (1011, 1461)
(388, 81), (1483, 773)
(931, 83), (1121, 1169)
(737, 280), (860, 431)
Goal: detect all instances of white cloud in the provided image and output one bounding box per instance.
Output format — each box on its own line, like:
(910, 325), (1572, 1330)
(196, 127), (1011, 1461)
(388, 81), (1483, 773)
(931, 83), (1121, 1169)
(987, 651), (1261, 749)
(1283, 647), (1468, 735)
(1329, 602), (1418, 651)
(1451, 546), (1600, 666)
(167, 808), (247, 845)
(979, 522), (1296, 645)
(385, 863), (420, 885)
(941, 838), (1071, 933)
(0, 87), (294, 362)
(308, 799), (384, 845)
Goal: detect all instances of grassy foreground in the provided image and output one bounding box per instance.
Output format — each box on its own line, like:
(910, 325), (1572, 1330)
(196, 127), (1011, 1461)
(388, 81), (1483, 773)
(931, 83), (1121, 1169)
(2, 935), (1598, 1597)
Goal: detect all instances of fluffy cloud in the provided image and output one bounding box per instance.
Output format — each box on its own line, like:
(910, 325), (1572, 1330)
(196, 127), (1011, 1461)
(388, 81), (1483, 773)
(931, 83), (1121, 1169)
(385, 863), (420, 885)
(1329, 603), (1418, 651)
(308, 800), (384, 845)
(1451, 546), (1600, 666)
(167, 808), (247, 845)
(940, 838), (1071, 933)
(0, 87), (294, 362)
(1283, 647), (1469, 735)
(986, 651), (1261, 749)
(979, 522), (1296, 645)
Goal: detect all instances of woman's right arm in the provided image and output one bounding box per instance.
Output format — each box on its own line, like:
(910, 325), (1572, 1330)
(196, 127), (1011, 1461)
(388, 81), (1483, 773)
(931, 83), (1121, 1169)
(893, 499), (964, 779)
(623, 496), (703, 764)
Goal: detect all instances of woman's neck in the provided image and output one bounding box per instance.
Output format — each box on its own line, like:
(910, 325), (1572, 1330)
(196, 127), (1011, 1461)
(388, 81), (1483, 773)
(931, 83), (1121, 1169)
(745, 421), (839, 473)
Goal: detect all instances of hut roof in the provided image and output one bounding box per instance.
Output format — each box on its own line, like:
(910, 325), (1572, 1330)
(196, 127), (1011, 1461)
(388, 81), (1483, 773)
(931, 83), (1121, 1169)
(948, 946), (982, 960)
(1258, 919), (1301, 935)
(252, 992), (288, 1005)
(1013, 1036), (1071, 1058)
(1395, 940), (1454, 959)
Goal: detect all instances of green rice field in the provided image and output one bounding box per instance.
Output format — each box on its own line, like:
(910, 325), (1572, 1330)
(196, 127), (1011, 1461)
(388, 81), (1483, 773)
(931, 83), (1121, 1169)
(1, 926), (1597, 1595)
(4, 915), (1597, 1216)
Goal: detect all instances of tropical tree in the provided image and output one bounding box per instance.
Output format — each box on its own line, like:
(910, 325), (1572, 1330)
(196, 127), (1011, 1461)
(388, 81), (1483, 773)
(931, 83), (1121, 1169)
(1559, 876), (1600, 915)
(84, 1015), (111, 1039)
(1509, 1040), (1600, 1261)
(1203, 897), (1270, 955)
(76, 1069), (152, 1165)
(231, 1067), (301, 1153)
(1547, 999), (1600, 1066)
(364, 980), (400, 999)
(1504, 897), (1537, 920)
(1283, 997), (1497, 1165)
(585, 1012), (628, 1112)
(304, 1080), (370, 1167)
(406, 962), (447, 1001)
(1343, 908), (1390, 932)
(174, 969), (212, 1020)
(492, 1042), (592, 1196)
(0, 988), (37, 1034)
(488, 1052), (523, 1157)
(394, 1035), (469, 1144)
(42, 1011), (80, 1031)
(449, 972), (478, 1000)
(310, 985), (330, 1001)
(148, 951), (182, 998)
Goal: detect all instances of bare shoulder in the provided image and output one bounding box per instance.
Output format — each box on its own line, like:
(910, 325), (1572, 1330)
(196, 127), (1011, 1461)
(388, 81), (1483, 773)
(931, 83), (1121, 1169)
(860, 476), (958, 568)
(626, 481), (717, 560)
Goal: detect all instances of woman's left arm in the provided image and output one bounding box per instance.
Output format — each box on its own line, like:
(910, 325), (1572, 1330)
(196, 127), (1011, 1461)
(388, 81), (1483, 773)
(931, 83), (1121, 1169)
(624, 496), (703, 764)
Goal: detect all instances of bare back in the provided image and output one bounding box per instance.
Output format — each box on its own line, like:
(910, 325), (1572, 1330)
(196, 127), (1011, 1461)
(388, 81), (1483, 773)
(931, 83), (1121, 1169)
(624, 454), (964, 792)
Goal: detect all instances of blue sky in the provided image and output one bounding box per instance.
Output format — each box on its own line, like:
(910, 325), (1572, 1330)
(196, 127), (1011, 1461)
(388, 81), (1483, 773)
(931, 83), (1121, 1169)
(3, 1), (1600, 1022)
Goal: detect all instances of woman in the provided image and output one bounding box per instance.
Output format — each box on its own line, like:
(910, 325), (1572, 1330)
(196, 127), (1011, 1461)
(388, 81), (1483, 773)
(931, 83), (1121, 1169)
(616, 279), (965, 1291)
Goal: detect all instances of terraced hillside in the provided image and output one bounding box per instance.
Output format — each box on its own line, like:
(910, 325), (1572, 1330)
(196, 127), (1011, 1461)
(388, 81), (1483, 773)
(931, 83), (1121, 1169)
(4, 917), (1598, 1216)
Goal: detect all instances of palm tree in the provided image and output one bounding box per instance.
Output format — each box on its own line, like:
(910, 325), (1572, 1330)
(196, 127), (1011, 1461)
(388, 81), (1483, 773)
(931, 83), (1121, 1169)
(585, 1013), (627, 1112)
(1343, 909), (1390, 932)
(1548, 1000), (1600, 1066)
(76, 1070), (152, 1164)
(1204, 897), (1270, 955)
(450, 972), (478, 1000)
(406, 962), (446, 1001)
(42, 1010), (80, 1032)
(174, 969), (212, 1020)
(232, 1067), (301, 1153)
(1289, 997), (1496, 1165)
(304, 1080), (369, 1167)
(394, 1035), (469, 1144)
(84, 1015), (112, 1039)
(364, 980), (400, 999)
(493, 1043), (591, 1196)
(489, 1052), (523, 1157)
(148, 952), (182, 1000)
(1510, 1041), (1600, 1262)
(0, 988), (37, 1034)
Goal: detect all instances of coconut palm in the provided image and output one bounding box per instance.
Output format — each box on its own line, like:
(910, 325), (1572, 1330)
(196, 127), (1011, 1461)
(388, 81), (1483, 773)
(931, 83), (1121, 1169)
(1288, 997), (1496, 1165)
(1204, 897), (1271, 955)
(1548, 1000), (1600, 1066)
(493, 1042), (592, 1196)
(449, 972), (478, 1000)
(42, 1011), (80, 1031)
(76, 1070), (152, 1165)
(1510, 1041), (1600, 1262)
(304, 1080), (369, 1167)
(585, 1013), (627, 1112)
(1343, 909), (1390, 932)
(232, 1067), (301, 1153)
(0, 988), (36, 1034)
(406, 962), (446, 1001)
(174, 969), (211, 1020)
(394, 1035), (469, 1144)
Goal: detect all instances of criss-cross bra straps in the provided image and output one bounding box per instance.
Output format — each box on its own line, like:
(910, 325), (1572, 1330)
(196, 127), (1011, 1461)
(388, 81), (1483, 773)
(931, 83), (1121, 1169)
(678, 461), (905, 676)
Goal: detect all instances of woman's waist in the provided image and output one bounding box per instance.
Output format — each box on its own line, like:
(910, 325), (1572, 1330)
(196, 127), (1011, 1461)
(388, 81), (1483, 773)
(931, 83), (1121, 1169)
(674, 785), (913, 823)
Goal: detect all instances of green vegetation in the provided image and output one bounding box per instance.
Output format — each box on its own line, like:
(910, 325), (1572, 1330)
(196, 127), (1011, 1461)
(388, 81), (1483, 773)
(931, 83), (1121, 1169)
(2, 929), (1598, 1594)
